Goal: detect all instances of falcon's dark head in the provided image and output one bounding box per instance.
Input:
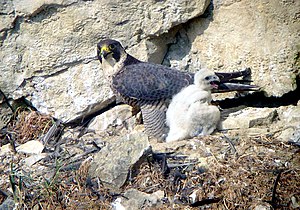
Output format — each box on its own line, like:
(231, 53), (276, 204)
(97, 39), (125, 64)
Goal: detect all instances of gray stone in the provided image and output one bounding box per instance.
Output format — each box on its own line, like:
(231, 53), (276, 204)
(277, 105), (300, 124)
(0, 0), (209, 125)
(275, 105), (300, 142)
(288, 127), (300, 144)
(88, 104), (136, 135)
(163, 0), (300, 97)
(219, 107), (278, 130)
(23, 153), (48, 166)
(112, 189), (164, 210)
(0, 143), (13, 156)
(16, 140), (44, 154)
(89, 132), (151, 191)
(0, 198), (15, 210)
(291, 196), (300, 209)
(0, 103), (12, 129)
(254, 203), (272, 210)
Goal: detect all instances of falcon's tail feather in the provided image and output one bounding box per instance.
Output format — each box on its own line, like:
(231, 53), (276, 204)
(216, 83), (260, 92)
(216, 68), (251, 82)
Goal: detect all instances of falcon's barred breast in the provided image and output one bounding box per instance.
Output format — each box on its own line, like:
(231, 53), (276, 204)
(97, 39), (259, 139)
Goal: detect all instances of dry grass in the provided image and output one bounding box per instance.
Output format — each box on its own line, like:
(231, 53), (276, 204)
(5, 108), (53, 145)
(1, 109), (299, 209)
(125, 136), (300, 209)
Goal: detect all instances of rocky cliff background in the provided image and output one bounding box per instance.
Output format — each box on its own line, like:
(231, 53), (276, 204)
(0, 0), (299, 209)
(1, 0), (299, 126)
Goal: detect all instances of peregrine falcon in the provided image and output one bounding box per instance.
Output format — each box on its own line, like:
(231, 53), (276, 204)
(166, 69), (221, 142)
(97, 39), (258, 139)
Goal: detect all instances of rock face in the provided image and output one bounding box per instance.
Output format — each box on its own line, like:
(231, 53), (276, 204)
(218, 104), (300, 144)
(275, 104), (300, 142)
(0, 0), (210, 123)
(88, 132), (151, 191)
(88, 104), (137, 135)
(16, 140), (45, 155)
(0, 0), (299, 129)
(163, 0), (300, 97)
(220, 107), (278, 130)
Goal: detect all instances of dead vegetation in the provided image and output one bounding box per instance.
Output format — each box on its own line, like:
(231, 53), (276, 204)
(126, 136), (299, 209)
(0, 109), (299, 209)
(3, 108), (53, 145)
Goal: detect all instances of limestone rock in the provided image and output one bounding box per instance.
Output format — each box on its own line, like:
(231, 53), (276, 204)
(277, 126), (300, 143)
(220, 107), (278, 130)
(254, 203), (272, 210)
(163, 0), (300, 97)
(88, 104), (136, 135)
(24, 63), (116, 122)
(0, 0), (15, 32)
(0, 0), (209, 125)
(275, 105), (300, 142)
(112, 189), (164, 210)
(277, 105), (300, 124)
(0, 198), (15, 210)
(23, 153), (48, 166)
(0, 103), (12, 129)
(89, 132), (151, 191)
(13, 0), (78, 16)
(16, 140), (44, 154)
(0, 143), (13, 156)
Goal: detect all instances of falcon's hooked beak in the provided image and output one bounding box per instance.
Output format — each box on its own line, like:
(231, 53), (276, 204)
(97, 44), (112, 64)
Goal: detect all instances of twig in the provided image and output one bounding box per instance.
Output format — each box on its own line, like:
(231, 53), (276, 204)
(190, 197), (221, 207)
(0, 89), (14, 112)
(0, 188), (9, 197)
(152, 153), (170, 176)
(271, 169), (282, 206)
(167, 161), (199, 168)
(59, 148), (99, 171)
(222, 134), (237, 154)
(223, 197), (229, 210)
(42, 120), (62, 145)
(265, 169), (285, 208)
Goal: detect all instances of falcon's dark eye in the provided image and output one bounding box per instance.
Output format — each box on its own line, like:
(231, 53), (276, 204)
(204, 76), (210, 80)
(109, 44), (115, 50)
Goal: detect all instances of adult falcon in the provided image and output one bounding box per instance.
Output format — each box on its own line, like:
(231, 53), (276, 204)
(97, 39), (258, 139)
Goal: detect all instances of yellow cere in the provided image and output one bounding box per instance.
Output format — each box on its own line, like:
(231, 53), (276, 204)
(101, 45), (111, 53)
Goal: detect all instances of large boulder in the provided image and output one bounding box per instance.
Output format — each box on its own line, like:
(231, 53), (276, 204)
(0, 0), (210, 123)
(88, 132), (151, 191)
(0, 0), (299, 127)
(163, 0), (299, 97)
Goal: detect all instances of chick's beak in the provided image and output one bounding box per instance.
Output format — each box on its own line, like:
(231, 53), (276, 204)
(210, 76), (220, 89)
(210, 80), (220, 89)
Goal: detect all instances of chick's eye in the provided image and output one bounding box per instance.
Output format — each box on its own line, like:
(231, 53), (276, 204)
(204, 76), (210, 80)
(109, 44), (115, 50)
